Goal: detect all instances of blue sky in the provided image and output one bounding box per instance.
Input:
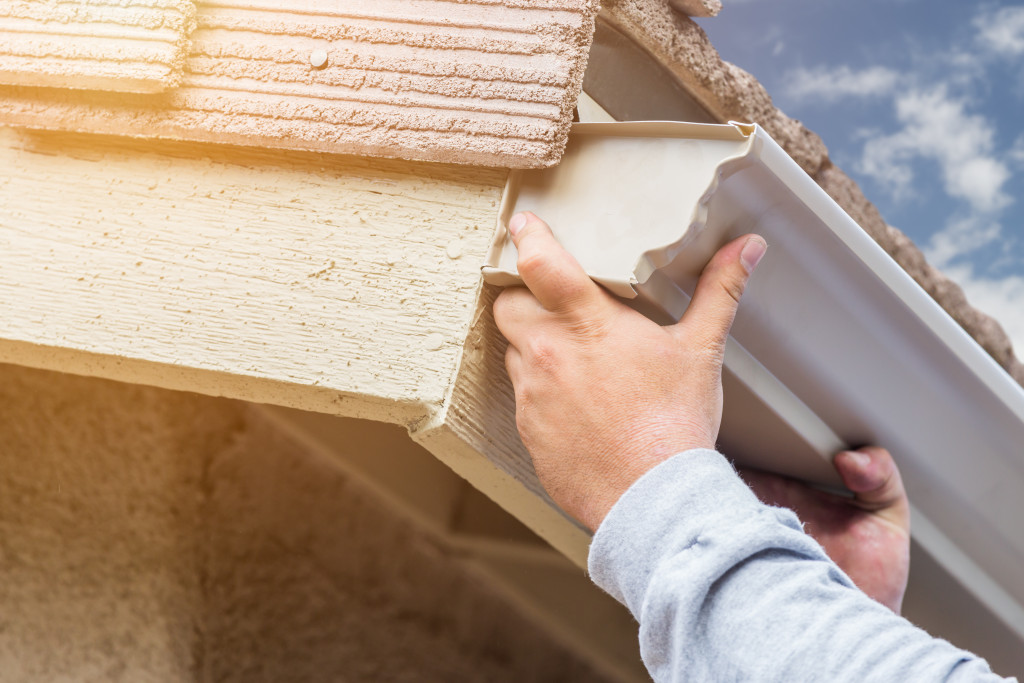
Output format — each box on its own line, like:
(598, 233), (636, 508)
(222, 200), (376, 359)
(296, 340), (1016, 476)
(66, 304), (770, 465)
(697, 1), (1024, 353)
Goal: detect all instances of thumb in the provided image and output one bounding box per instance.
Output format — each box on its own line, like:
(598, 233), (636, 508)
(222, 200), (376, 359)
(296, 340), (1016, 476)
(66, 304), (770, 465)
(675, 234), (766, 354)
(834, 447), (908, 512)
(509, 212), (601, 314)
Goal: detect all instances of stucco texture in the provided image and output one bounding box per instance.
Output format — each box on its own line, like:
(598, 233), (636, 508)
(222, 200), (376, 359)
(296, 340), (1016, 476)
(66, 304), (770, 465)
(0, 363), (609, 682)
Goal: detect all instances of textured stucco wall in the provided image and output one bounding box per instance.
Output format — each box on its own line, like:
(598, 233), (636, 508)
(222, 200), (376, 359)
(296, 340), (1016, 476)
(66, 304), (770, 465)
(0, 363), (610, 682)
(0, 365), (210, 680)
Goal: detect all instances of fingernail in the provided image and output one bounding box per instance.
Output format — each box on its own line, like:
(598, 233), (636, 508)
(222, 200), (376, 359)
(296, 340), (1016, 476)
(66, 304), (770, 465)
(843, 450), (870, 468)
(740, 237), (767, 273)
(508, 212), (528, 237)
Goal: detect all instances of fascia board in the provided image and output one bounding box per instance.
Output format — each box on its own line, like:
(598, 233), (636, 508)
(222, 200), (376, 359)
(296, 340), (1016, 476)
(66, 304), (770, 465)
(481, 121), (1024, 639)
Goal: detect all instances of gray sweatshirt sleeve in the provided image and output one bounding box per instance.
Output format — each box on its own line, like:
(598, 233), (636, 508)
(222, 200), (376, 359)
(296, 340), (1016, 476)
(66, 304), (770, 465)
(588, 448), (1014, 682)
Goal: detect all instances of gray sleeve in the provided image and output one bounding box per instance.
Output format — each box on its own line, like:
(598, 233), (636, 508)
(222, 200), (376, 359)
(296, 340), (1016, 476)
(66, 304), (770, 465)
(588, 448), (1014, 682)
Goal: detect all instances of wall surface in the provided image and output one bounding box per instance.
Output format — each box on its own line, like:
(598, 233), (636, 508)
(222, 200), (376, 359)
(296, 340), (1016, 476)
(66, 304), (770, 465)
(0, 362), (615, 682)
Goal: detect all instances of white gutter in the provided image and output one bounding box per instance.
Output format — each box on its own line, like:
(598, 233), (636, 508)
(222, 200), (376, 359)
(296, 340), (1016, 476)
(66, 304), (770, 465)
(482, 120), (1024, 642)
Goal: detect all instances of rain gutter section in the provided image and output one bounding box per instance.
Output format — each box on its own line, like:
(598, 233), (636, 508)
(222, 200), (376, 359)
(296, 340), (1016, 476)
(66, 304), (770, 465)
(482, 121), (1024, 642)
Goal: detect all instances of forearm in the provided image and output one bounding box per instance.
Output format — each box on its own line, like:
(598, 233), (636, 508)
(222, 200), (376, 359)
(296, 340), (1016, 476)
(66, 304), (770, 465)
(588, 449), (1009, 682)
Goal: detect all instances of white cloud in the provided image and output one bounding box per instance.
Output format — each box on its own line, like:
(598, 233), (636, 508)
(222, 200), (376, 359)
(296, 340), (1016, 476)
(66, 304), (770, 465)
(974, 6), (1024, 57)
(776, 5), (1021, 286)
(785, 65), (901, 103)
(941, 264), (1024, 355)
(1011, 135), (1024, 166)
(924, 216), (1003, 269)
(857, 87), (1012, 214)
(934, 48), (991, 90)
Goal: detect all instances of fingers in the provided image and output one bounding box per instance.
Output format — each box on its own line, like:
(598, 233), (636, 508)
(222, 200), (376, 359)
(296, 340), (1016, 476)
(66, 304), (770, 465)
(834, 447), (908, 512)
(508, 212), (600, 314)
(504, 343), (523, 386)
(674, 234), (766, 355)
(494, 286), (547, 349)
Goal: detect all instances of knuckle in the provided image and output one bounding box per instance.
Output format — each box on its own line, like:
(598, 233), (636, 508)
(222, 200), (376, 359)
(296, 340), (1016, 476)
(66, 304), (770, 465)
(516, 248), (549, 280)
(492, 291), (512, 325)
(513, 382), (532, 412)
(503, 345), (517, 373)
(493, 289), (520, 323)
(492, 288), (531, 329)
(717, 273), (746, 305)
(513, 383), (542, 433)
(526, 337), (559, 370)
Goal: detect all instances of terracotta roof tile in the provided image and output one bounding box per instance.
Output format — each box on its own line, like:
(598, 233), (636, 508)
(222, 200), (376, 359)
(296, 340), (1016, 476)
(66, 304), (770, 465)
(0, 0), (196, 93)
(0, 0), (599, 167)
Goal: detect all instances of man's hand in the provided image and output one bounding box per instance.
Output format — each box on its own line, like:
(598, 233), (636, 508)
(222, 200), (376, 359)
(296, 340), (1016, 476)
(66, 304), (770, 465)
(740, 447), (911, 613)
(493, 212), (766, 531)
